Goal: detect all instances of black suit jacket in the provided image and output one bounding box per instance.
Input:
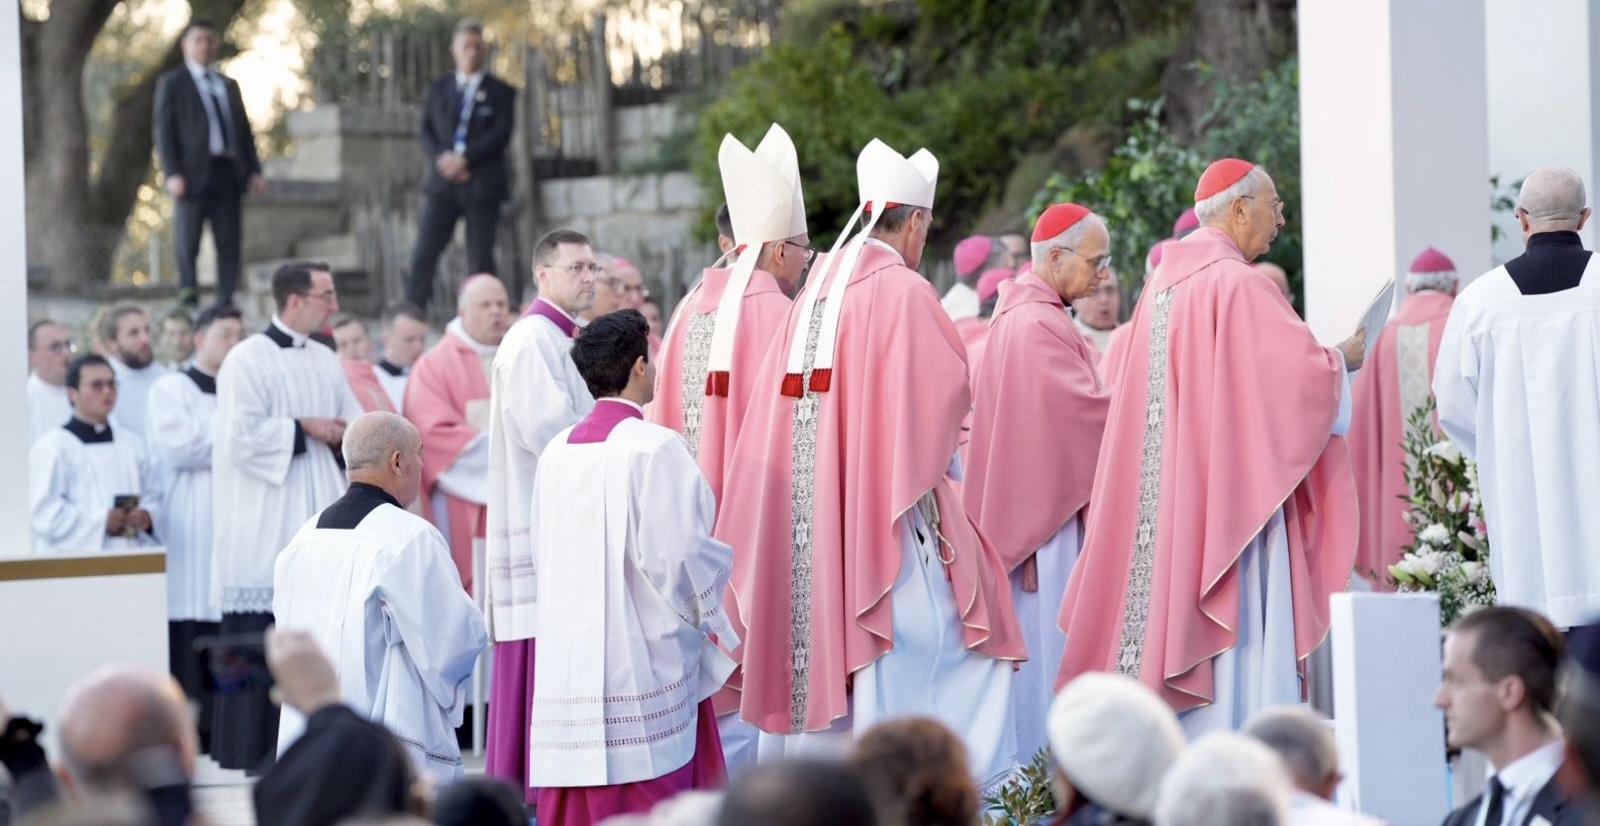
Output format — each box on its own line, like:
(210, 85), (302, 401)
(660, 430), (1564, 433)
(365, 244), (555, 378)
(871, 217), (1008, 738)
(418, 72), (516, 202)
(153, 65), (262, 194)
(1441, 772), (1584, 826)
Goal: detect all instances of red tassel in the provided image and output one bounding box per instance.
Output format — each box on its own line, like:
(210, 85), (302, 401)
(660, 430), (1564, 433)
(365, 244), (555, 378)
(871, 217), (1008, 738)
(706, 371), (730, 397)
(780, 373), (804, 398)
(808, 368), (832, 393)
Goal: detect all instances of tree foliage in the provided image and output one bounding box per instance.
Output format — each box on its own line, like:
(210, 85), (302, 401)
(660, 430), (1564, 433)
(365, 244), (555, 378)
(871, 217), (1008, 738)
(693, 1), (1179, 248)
(1034, 58), (1302, 308)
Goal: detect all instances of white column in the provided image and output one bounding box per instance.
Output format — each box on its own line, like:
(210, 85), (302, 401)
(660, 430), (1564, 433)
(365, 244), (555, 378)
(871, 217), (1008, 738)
(1299, 0), (1492, 344)
(1486, 0), (1600, 262)
(0, 0), (33, 551)
(1330, 593), (1450, 824)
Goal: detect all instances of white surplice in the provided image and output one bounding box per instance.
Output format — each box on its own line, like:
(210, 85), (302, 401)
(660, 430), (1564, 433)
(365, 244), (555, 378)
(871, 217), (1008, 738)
(527, 407), (735, 787)
(1435, 259), (1600, 627)
(147, 369), (221, 622)
(485, 308), (595, 640)
(273, 488), (488, 779)
(1012, 516), (1081, 764)
(376, 362), (409, 414)
(1178, 367), (1354, 738)
(30, 422), (162, 554)
(110, 358), (172, 440)
(212, 320), (362, 616)
(28, 374), (71, 442)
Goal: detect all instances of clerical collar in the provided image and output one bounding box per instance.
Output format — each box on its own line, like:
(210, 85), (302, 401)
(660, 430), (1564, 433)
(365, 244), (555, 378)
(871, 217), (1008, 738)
(569, 398), (645, 444)
(863, 237), (906, 265)
(184, 365), (218, 395)
(185, 60), (217, 81)
(446, 318), (499, 356)
(265, 317), (310, 349)
(377, 359), (406, 377)
(1527, 230), (1584, 250)
(530, 298), (580, 338)
(64, 416), (114, 444)
(316, 482), (402, 530)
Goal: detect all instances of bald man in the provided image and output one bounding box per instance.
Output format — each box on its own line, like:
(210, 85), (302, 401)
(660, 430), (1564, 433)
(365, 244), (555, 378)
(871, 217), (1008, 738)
(1437, 166), (1600, 633)
(1255, 261), (1294, 306)
(273, 412), (488, 780)
(55, 667), (197, 823)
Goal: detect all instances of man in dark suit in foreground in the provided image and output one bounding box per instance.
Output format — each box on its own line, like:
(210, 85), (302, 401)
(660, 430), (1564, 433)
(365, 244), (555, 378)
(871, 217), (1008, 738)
(154, 19), (265, 310)
(407, 18), (516, 311)
(1438, 606), (1581, 826)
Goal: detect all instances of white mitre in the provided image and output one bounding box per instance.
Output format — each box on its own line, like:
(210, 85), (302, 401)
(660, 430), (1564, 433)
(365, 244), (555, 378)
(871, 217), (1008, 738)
(701, 124), (808, 393)
(782, 139), (940, 395)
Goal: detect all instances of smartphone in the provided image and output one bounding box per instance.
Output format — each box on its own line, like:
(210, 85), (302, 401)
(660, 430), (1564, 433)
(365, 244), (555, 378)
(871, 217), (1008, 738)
(193, 632), (272, 694)
(113, 494), (139, 510)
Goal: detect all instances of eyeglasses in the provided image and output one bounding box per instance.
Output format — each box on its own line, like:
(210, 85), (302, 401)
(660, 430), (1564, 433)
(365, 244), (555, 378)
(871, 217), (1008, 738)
(1061, 247), (1113, 273)
(1242, 195), (1285, 215)
(558, 263), (606, 277)
(39, 340), (75, 354)
(305, 289), (338, 303)
(599, 276), (650, 297)
(783, 240), (819, 265)
(1086, 283), (1119, 298)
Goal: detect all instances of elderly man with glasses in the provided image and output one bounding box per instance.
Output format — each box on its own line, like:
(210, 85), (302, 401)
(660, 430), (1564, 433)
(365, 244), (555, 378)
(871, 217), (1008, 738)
(484, 228), (599, 802)
(27, 320), (76, 441)
(1056, 159), (1368, 738)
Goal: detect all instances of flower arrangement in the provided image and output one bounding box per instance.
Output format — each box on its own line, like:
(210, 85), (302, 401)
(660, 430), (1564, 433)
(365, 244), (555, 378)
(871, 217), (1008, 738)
(982, 750), (1056, 826)
(1388, 397), (1495, 624)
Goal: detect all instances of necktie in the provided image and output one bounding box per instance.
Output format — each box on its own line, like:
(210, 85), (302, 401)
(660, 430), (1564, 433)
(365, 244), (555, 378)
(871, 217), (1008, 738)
(1481, 776), (1506, 826)
(453, 77), (475, 153)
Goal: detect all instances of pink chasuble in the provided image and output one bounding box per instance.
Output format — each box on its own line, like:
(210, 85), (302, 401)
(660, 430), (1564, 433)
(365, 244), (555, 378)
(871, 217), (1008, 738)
(714, 243), (1024, 736)
(964, 273), (1109, 580)
(1347, 290), (1454, 586)
(344, 361), (396, 413)
(648, 266), (791, 504)
(405, 330), (492, 591)
(952, 315), (990, 461)
(648, 267), (790, 718)
(1055, 226), (1357, 713)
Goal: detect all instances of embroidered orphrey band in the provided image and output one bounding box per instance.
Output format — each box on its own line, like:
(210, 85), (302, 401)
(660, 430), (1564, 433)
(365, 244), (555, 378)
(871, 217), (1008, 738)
(1395, 323), (1432, 439)
(1113, 287), (1175, 679)
(680, 311), (717, 455)
(788, 299), (827, 732)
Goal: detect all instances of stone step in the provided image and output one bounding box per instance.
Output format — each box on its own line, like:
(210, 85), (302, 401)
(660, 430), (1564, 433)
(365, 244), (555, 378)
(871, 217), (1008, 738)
(294, 233), (359, 267)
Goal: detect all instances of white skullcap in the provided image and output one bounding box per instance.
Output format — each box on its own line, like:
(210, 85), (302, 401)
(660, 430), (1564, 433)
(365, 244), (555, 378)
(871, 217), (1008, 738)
(1047, 672), (1186, 819)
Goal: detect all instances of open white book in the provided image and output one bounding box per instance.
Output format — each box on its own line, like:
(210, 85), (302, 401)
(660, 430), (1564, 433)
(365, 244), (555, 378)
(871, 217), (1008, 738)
(1353, 280), (1396, 368)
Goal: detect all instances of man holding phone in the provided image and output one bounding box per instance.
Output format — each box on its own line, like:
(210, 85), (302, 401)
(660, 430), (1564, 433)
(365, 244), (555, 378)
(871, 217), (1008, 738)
(29, 354), (161, 553)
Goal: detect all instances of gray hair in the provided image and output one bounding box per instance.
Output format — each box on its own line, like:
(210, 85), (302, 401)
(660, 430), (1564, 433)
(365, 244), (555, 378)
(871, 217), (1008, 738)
(1242, 706), (1339, 792)
(1194, 167), (1271, 226)
(1404, 269), (1457, 294)
(1518, 166), (1588, 231)
(1031, 213), (1107, 269)
(343, 412), (418, 473)
(1155, 732), (1291, 826)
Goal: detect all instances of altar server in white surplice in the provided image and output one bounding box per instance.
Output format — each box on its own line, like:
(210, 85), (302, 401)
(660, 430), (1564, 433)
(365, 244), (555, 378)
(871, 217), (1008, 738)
(274, 412), (488, 780)
(529, 310), (733, 825)
(28, 320), (75, 441)
(146, 305), (245, 752)
(210, 261), (363, 772)
(1436, 166), (1600, 631)
(30, 355), (162, 553)
(484, 229), (599, 799)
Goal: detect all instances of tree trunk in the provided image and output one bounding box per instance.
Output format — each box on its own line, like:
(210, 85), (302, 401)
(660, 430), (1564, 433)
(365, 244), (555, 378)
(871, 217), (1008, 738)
(23, 0), (253, 289)
(1159, 0), (1295, 143)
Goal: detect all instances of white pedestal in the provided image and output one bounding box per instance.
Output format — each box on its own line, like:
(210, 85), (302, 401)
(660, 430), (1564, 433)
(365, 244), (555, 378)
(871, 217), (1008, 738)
(1299, 0), (1492, 344)
(1330, 592), (1449, 825)
(0, 553), (170, 759)
(1486, 0), (1600, 263)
